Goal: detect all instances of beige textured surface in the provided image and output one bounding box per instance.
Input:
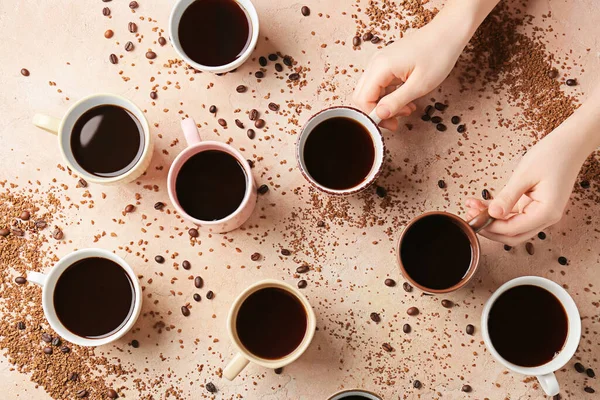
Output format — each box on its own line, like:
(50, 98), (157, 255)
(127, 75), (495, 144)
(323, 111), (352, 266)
(1, 0), (599, 399)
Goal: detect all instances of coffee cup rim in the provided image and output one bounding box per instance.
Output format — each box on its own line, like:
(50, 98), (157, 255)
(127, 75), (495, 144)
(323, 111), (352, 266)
(480, 276), (581, 376)
(396, 211), (481, 294)
(327, 389), (383, 400)
(168, 0), (260, 73)
(296, 106), (385, 196)
(167, 141), (255, 229)
(33, 248), (142, 347)
(226, 279), (317, 369)
(57, 93), (152, 184)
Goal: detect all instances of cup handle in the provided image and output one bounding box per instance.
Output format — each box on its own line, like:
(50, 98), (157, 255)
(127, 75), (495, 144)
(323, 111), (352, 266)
(27, 271), (48, 287)
(33, 114), (60, 135)
(223, 352), (250, 381)
(468, 208), (495, 233)
(368, 109), (382, 126)
(537, 372), (559, 396)
(181, 117), (202, 146)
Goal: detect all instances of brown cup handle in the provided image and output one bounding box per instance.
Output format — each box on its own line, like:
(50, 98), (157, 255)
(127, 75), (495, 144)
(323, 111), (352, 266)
(468, 209), (495, 233)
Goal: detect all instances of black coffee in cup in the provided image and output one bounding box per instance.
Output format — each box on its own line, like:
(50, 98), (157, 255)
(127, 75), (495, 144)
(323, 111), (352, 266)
(54, 257), (135, 338)
(71, 105), (144, 177)
(303, 117), (375, 190)
(178, 0), (251, 67)
(236, 287), (307, 359)
(488, 285), (568, 367)
(175, 150), (247, 221)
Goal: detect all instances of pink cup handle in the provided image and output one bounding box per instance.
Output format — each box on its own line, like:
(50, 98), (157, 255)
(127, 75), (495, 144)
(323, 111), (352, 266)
(181, 118), (201, 146)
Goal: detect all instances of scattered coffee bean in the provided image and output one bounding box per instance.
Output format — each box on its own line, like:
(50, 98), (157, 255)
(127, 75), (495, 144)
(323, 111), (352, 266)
(268, 53), (278, 61)
(436, 123), (447, 132)
(466, 324), (475, 335)
(17, 321), (25, 330)
(587, 368), (595, 378)
(150, 91), (158, 100)
(457, 124), (466, 133)
(158, 36), (167, 46)
(206, 382), (217, 393)
(566, 78), (577, 86)
(407, 307), (419, 316)
(11, 228), (24, 237)
(251, 252), (261, 261)
(503, 244), (512, 251)
(548, 69), (558, 79)
(188, 228), (199, 238)
(182, 260), (191, 270)
(218, 118), (227, 127)
(15, 276), (26, 285)
(434, 102), (447, 111)
(420, 114), (431, 121)
(371, 36), (380, 44)
(104, 29), (114, 39)
(353, 36), (361, 46)
(437, 180), (446, 189)
(424, 105), (434, 115)
(382, 342), (393, 352)
(580, 180), (590, 189)
(181, 306), (190, 317)
(249, 109), (258, 121)
(246, 129), (256, 139)
(537, 231), (546, 240)
(209, 105), (217, 114)
(275, 63), (283, 72)
(43, 347), (53, 355)
(297, 280), (307, 289)
(108, 389), (119, 399)
(193, 293), (201, 302)
(258, 184), (269, 194)
(206, 290), (214, 299)
(51, 337), (61, 347)
(69, 372), (78, 381)
(255, 71), (264, 79)
(362, 32), (373, 41)
(20, 211), (30, 220)
(78, 178), (88, 188)
(575, 363), (586, 373)
(152, 201), (164, 210)
(384, 278), (396, 287)
(274, 367), (283, 374)
(154, 255), (165, 264)
(317, 220), (325, 228)
(430, 116), (442, 124)
(124, 204), (135, 213)
(235, 119), (245, 129)
(289, 73), (300, 81)
(42, 333), (52, 343)
(236, 85), (247, 93)
(451, 116), (460, 124)
(403, 282), (413, 292)
(376, 186), (387, 198)
(125, 41), (134, 51)
(194, 276), (203, 289)
(370, 312), (381, 323)
(296, 265), (309, 274)
(76, 389), (88, 398)
(584, 387), (595, 394)
(461, 384), (472, 393)
(258, 56), (268, 67)
(21, 68), (30, 76)
(413, 380), (422, 389)
(102, 7), (111, 16)
(525, 242), (535, 255)
(268, 102), (280, 111)
(558, 256), (568, 265)
(146, 51), (157, 59)
(60, 346), (70, 353)
(301, 6), (310, 16)
(109, 54), (118, 64)
(131, 339), (139, 348)
(0, 228), (9, 237)
(281, 249), (291, 256)
(254, 119), (266, 129)
(129, 1), (139, 9)
(481, 189), (491, 200)
(403, 323), (411, 333)
(284, 56), (294, 66)
(441, 299), (453, 308)
(128, 22), (137, 33)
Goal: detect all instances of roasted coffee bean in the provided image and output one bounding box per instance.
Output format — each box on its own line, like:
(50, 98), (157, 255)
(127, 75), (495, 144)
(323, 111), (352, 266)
(78, 178), (88, 188)
(128, 22), (138, 33)
(235, 119), (245, 129)
(385, 40), (394, 46)
(268, 102), (280, 111)
(301, 5), (310, 16)
(258, 184), (269, 194)
(129, 1), (139, 9)
(17, 321), (25, 330)
(69, 372), (79, 381)
(150, 91), (158, 100)
(434, 102), (447, 111)
(466, 324), (475, 335)
(236, 85), (247, 93)
(382, 343), (393, 352)
(370, 312), (381, 323)
(153, 201), (165, 210)
(217, 118), (227, 127)
(249, 109), (259, 120)
(43, 346), (53, 355)
(0, 228), (9, 237)
(247, 129), (256, 139)
(275, 63), (283, 72)
(274, 367), (283, 374)
(584, 387), (595, 394)
(537, 231), (546, 240)
(424, 105), (434, 115)
(437, 180), (446, 189)
(376, 186), (387, 198)
(441, 299), (453, 308)
(42, 333), (52, 343)
(259, 56), (267, 66)
(317, 220), (325, 228)
(131, 339), (139, 348)
(580, 180), (590, 189)
(254, 119), (266, 129)
(188, 228), (199, 238)
(289, 73), (300, 81)
(283, 56), (293, 66)
(51, 337), (61, 347)
(12, 228), (24, 237)
(76, 389), (88, 398)
(451, 116), (460, 124)
(457, 124), (466, 133)
(407, 307), (419, 316)
(420, 114), (431, 121)
(109, 54), (118, 64)
(461, 384), (472, 393)
(146, 51), (157, 59)
(124, 204), (135, 213)
(154, 255), (165, 264)
(206, 382), (217, 393)
(587, 368), (595, 378)
(20, 211), (31, 220)
(548, 69), (558, 79)
(125, 41), (134, 51)
(297, 280), (307, 289)
(21, 68), (30, 76)
(182, 260), (191, 270)
(403, 282), (413, 292)
(251, 252), (261, 261)
(566, 78), (577, 86)
(413, 380), (422, 389)
(268, 53), (278, 61)
(525, 242), (535, 255)
(181, 306), (190, 317)
(436, 123), (447, 132)
(482, 189), (491, 200)
(209, 105), (217, 114)
(104, 29), (114, 39)
(296, 265), (309, 274)
(15, 276), (27, 285)
(403, 323), (411, 333)
(503, 244), (512, 251)
(362, 32), (373, 41)
(558, 256), (568, 266)
(371, 36), (380, 44)
(108, 389), (119, 399)
(353, 36), (361, 46)
(158, 37), (167, 46)
(255, 71), (264, 79)
(430, 116), (442, 124)
(102, 7), (111, 16)
(194, 276), (203, 289)
(35, 220), (47, 229)
(281, 249), (291, 256)
(60, 346), (70, 353)
(384, 278), (396, 287)
(206, 290), (214, 299)
(193, 293), (201, 302)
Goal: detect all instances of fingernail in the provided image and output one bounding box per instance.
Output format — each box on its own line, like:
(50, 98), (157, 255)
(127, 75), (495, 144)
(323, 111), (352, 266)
(489, 204), (504, 217)
(377, 105), (391, 119)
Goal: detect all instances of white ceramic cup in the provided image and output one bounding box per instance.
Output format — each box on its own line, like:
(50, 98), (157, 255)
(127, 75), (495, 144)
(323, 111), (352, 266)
(169, 0), (260, 73)
(33, 93), (153, 185)
(297, 106), (384, 195)
(27, 248), (143, 347)
(481, 276), (581, 396)
(223, 279), (317, 380)
(328, 389), (382, 400)
(167, 118), (257, 233)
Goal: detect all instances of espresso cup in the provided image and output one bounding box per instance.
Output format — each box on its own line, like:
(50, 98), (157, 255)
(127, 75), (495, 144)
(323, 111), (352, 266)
(224, 279), (317, 380)
(397, 210), (493, 294)
(169, 0), (259, 73)
(481, 276), (581, 396)
(33, 93), (153, 185)
(297, 106), (385, 195)
(167, 118), (257, 233)
(26, 248), (142, 347)
(328, 389), (382, 400)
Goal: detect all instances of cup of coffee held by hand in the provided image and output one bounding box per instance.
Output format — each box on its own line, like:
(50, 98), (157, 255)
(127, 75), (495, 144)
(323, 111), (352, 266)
(297, 106), (385, 195)
(33, 93), (153, 185)
(397, 210), (493, 294)
(224, 279), (316, 380)
(27, 248), (142, 347)
(481, 276), (581, 396)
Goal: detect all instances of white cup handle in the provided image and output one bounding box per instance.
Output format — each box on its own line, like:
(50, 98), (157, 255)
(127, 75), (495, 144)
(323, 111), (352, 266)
(368, 109), (382, 126)
(33, 114), (60, 135)
(537, 372), (559, 396)
(224, 352), (250, 381)
(27, 271), (48, 287)
(181, 117), (201, 147)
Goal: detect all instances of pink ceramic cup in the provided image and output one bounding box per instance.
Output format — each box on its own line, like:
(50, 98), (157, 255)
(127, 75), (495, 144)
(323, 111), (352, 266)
(167, 118), (257, 233)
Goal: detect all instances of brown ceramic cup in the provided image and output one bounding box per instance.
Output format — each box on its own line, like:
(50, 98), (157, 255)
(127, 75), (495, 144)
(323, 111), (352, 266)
(396, 209), (494, 294)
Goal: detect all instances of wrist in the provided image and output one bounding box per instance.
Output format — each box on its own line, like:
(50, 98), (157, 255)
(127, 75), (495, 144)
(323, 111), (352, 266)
(434, 0), (501, 47)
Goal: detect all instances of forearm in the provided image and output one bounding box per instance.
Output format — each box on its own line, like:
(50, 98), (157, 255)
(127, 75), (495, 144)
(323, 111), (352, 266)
(432, 0), (501, 47)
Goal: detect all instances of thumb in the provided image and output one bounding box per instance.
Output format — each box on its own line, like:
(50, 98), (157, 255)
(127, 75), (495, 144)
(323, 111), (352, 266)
(489, 173), (533, 219)
(375, 79), (421, 120)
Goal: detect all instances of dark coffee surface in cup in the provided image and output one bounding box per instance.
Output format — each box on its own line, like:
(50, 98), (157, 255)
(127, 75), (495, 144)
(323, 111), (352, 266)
(54, 257), (135, 339)
(488, 285), (568, 367)
(339, 396), (372, 399)
(303, 116), (375, 190)
(236, 287), (307, 359)
(178, 0), (251, 67)
(400, 214), (472, 290)
(175, 150), (247, 221)
(71, 105), (144, 178)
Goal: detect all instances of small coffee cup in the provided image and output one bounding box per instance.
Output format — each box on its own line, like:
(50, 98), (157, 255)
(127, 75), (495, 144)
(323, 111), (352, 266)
(169, 0), (259, 73)
(481, 276), (581, 396)
(397, 210), (493, 294)
(223, 279), (317, 380)
(327, 389), (382, 400)
(167, 118), (257, 233)
(26, 248), (142, 347)
(33, 93), (153, 185)
(297, 106), (385, 195)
